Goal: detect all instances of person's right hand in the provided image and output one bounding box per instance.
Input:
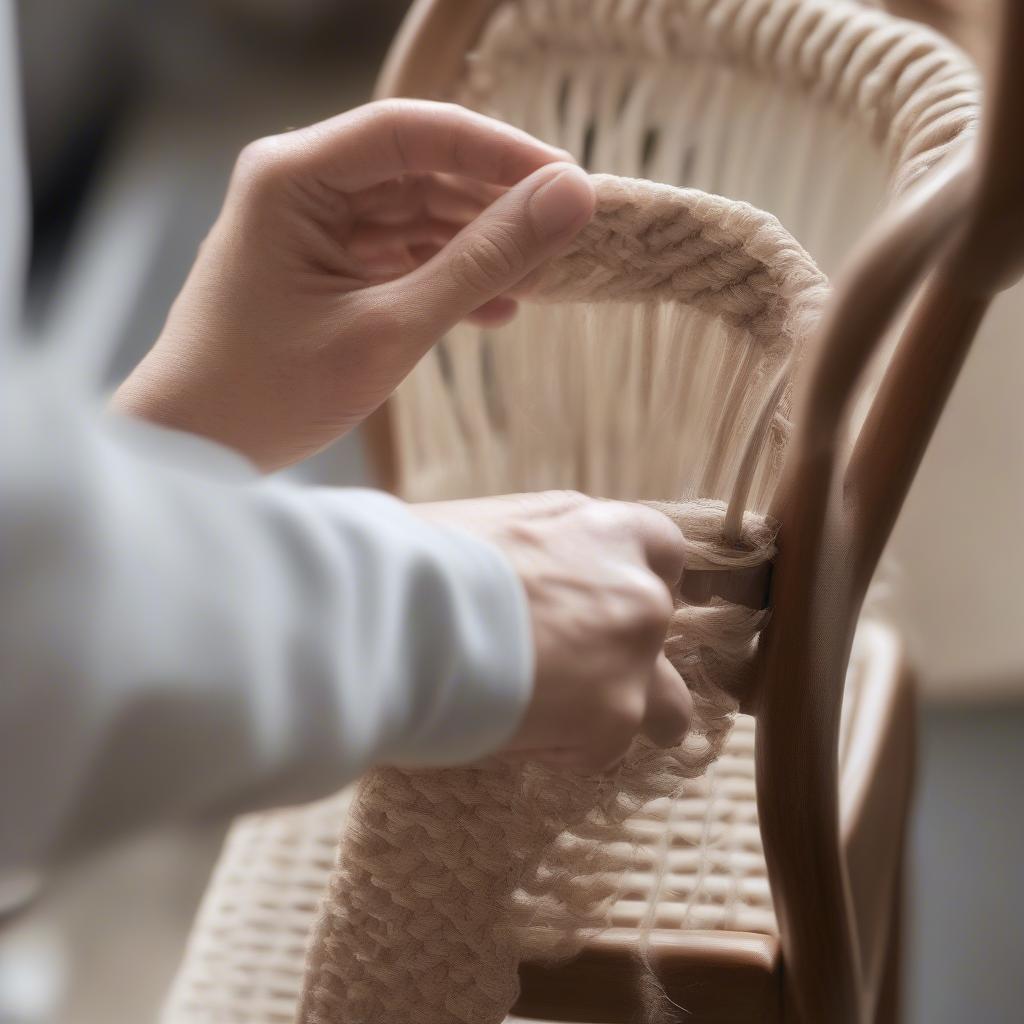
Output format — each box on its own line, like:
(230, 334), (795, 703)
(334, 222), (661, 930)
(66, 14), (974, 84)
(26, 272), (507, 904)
(412, 491), (692, 773)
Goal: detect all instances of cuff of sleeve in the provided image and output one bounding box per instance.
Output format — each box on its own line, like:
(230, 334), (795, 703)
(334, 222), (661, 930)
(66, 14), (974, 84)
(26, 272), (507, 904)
(104, 412), (260, 483)
(339, 490), (534, 768)
(406, 511), (534, 766)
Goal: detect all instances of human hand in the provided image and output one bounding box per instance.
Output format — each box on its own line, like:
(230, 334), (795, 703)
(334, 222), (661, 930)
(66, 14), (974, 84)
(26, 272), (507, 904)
(413, 492), (693, 773)
(112, 101), (595, 471)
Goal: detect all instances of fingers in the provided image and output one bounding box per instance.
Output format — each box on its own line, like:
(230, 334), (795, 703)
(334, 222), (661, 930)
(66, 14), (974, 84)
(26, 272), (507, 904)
(348, 218), (464, 260)
(445, 491), (692, 777)
(347, 228), (521, 327)
(283, 99), (574, 193)
(466, 296), (520, 327)
(383, 162), (595, 333)
(574, 688), (648, 775)
(568, 654), (693, 772)
(642, 654), (693, 748)
(514, 658), (692, 773)
(350, 172), (504, 226)
(622, 503), (688, 590)
(579, 499), (687, 590)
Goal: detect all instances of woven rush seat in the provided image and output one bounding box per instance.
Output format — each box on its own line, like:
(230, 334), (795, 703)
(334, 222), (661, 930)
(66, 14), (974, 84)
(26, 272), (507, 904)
(520, 620), (877, 948)
(162, 726), (771, 1022)
(604, 716), (774, 936)
(161, 622), (891, 1024)
(163, 793), (351, 1023)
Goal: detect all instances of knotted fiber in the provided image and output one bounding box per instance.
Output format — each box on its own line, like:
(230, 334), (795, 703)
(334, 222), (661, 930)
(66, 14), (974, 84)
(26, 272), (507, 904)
(296, 176), (825, 1024)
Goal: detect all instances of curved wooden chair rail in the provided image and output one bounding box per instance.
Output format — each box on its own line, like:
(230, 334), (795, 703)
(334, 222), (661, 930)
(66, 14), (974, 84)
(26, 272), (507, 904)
(368, 2), (1024, 1022)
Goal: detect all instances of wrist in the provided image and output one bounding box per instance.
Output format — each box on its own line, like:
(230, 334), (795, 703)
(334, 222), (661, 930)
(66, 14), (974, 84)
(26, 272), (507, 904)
(111, 349), (271, 471)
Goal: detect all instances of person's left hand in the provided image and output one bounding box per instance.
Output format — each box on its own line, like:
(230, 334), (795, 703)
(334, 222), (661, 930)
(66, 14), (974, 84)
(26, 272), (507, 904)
(112, 100), (595, 470)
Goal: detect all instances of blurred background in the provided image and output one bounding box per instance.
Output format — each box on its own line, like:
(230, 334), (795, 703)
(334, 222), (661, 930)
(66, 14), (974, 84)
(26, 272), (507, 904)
(2, 0), (1021, 1021)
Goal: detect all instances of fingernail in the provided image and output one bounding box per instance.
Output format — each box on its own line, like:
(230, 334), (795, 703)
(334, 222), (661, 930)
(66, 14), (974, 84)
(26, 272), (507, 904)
(528, 164), (594, 239)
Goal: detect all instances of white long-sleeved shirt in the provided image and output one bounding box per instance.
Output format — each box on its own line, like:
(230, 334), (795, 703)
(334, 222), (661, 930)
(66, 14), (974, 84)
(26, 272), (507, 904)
(0, 2), (532, 876)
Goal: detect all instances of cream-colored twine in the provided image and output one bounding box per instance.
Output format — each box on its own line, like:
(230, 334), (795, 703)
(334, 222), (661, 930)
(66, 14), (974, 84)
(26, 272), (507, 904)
(297, 178), (804, 1024)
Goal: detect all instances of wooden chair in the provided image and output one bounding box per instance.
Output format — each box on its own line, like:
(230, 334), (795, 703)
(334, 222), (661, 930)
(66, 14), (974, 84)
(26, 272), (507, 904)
(363, 2), (1022, 1022)
(161, 4), (1022, 1023)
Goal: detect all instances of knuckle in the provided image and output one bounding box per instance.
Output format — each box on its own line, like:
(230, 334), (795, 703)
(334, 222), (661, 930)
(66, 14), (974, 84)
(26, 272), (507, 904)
(450, 227), (526, 296)
(609, 499), (643, 527)
(634, 577), (675, 632)
(366, 98), (419, 152)
(574, 500), (613, 540)
(233, 135), (293, 192)
(579, 499), (638, 543)
(603, 602), (640, 641)
(615, 689), (648, 733)
(367, 97), (414, 121)
(605, 499), (643, 529)
(641, 503), (687, 559)
(606, 570), (673, 641)
(599, 687), (646, 739)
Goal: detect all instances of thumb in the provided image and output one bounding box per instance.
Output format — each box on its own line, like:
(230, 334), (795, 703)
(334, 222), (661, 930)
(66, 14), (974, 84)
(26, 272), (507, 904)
(390, 161), (595, 333)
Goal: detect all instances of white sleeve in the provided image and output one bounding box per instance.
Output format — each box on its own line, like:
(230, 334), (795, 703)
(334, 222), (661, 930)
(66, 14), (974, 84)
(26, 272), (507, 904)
(0, 356), (532, 869)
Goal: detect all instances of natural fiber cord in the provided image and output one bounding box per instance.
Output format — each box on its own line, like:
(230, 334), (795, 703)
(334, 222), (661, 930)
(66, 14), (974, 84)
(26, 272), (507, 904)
(296, 177), (816, 1024)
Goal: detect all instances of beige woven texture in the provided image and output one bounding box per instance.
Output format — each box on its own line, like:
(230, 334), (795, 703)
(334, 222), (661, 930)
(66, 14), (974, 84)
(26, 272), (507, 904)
(162, 2), (979, 1022)
(298, 175), (813, 1024)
